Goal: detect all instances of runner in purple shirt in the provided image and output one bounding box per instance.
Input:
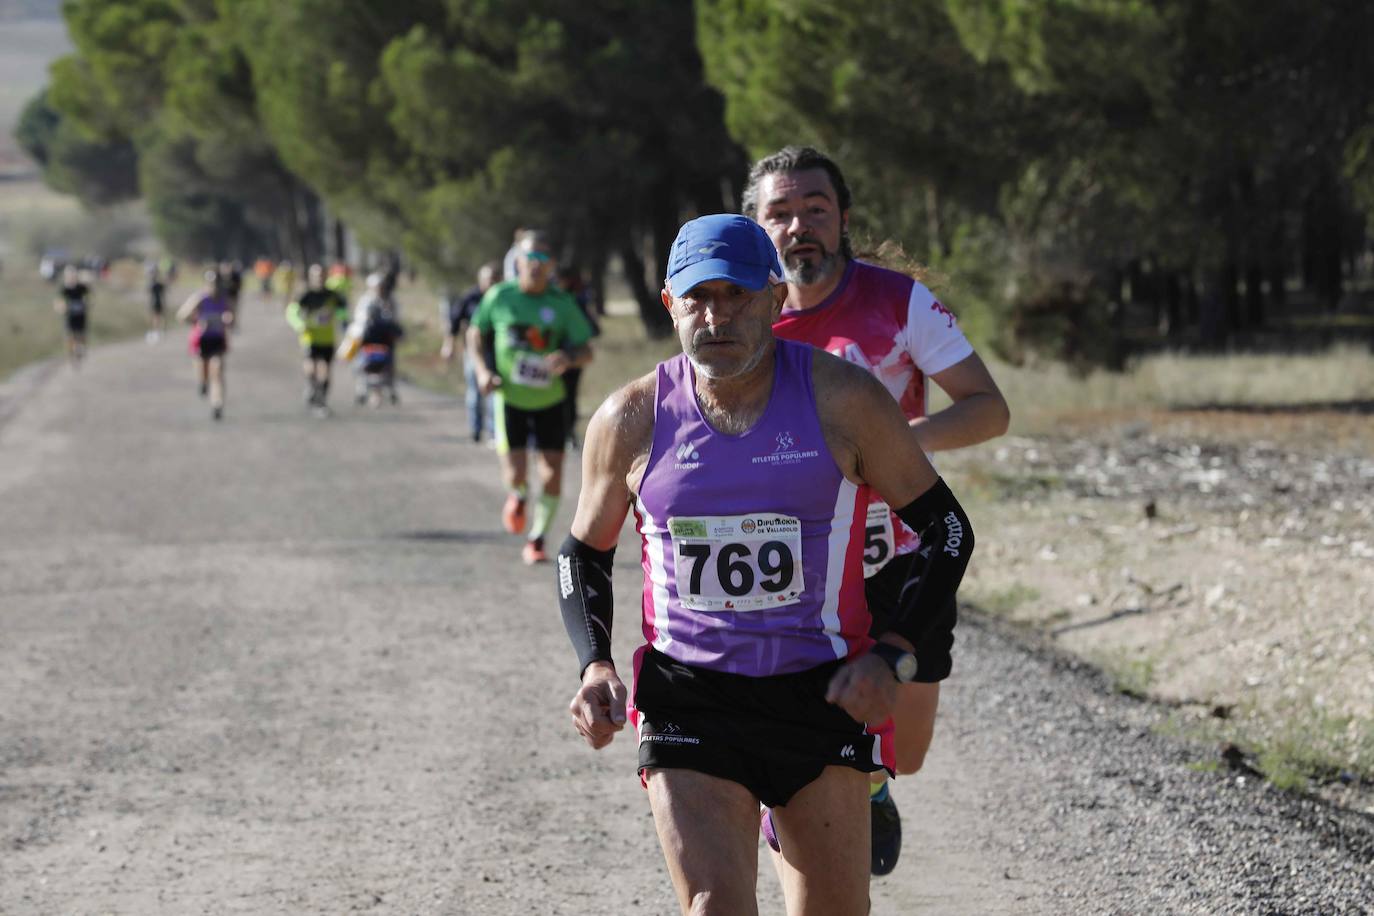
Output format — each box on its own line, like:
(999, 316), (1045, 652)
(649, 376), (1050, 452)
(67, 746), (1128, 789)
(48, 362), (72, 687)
(557, 214), (975, 915)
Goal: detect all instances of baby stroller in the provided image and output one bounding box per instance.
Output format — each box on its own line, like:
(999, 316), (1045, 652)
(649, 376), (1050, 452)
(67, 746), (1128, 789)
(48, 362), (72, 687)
(353, 312), (403, 407)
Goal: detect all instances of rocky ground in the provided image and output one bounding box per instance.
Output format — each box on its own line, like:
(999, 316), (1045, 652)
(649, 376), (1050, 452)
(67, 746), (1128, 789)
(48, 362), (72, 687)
(947, 406), (1374, 812)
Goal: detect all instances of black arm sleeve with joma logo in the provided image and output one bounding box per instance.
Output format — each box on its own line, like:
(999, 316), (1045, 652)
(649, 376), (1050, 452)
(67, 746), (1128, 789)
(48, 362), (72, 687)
(887, 477), (975, 660)
(557, 535), (617, 678)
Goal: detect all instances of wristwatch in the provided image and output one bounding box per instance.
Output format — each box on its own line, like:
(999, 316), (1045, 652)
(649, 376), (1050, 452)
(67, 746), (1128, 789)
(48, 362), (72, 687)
(870, 642), (919, 683)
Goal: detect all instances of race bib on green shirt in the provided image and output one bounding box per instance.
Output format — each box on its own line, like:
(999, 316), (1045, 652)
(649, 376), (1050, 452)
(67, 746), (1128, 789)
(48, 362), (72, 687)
(512, 352), (552, 388)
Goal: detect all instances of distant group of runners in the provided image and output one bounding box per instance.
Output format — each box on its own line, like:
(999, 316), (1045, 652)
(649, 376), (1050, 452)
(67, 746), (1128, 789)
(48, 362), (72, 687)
(55, 251), (409, 423)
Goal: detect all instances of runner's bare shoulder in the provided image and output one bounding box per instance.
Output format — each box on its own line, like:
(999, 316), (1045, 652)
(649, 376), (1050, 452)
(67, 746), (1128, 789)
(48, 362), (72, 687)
(810, 347), (899, 428)
(585, 371), (658, 491)
(810, 347), (911, 479)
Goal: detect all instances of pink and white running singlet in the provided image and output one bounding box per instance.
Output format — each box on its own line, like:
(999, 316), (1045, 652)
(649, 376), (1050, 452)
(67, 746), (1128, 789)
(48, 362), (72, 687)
(773, 260), (973, 571)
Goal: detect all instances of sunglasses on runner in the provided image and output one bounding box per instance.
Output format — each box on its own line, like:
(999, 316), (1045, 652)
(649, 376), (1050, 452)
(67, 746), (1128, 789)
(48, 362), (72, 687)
(523, 250), (552, 263)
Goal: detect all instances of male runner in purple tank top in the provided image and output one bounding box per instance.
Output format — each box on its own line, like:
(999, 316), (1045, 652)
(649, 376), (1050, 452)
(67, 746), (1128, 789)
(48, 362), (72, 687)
(557, 214), (976, 914)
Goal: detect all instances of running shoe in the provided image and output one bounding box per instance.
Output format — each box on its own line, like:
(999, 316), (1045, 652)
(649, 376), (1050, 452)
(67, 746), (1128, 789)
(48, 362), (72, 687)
(199, 381), (209, 398)
(212, 405), (223, 421)
(760, 807), (781, 853)
(870, 787), (902, 876)
(502, 494), (527, 535)
(521, 537), (547, 565)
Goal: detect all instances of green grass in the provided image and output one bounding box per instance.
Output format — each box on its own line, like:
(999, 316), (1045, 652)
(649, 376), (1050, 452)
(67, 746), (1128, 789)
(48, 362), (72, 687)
(1253, 707), (1371, 792)
(970, 583), (1041, 617)
(1159, 703), (1372, 794)
(1093, 649), (1156, 699)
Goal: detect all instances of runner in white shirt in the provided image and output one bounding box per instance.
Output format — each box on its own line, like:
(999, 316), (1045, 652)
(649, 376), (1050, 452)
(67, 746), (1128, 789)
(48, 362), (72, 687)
(746, 145), (1010, 876)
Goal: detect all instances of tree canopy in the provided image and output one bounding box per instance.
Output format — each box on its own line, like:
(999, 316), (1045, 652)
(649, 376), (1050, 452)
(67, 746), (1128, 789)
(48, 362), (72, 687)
(16, 0), (1374, 354)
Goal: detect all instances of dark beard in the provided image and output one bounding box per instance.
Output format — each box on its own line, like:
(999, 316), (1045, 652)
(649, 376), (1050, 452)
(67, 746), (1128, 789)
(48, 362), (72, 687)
(784, 248), (841, 287)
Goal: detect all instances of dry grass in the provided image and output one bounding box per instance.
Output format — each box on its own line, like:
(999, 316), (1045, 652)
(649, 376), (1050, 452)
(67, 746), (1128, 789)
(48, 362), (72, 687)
(0, 256), (158, 381)
(925, 347), (1374, 438)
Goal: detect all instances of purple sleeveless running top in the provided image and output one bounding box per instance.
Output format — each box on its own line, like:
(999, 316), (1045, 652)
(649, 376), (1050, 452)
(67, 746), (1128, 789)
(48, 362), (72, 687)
(197, 295), (231, 334)
(633, 338), (873, 677)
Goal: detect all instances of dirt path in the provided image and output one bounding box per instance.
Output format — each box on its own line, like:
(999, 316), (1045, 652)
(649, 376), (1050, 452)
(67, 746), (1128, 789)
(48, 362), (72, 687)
(2, 300), (1370, 913)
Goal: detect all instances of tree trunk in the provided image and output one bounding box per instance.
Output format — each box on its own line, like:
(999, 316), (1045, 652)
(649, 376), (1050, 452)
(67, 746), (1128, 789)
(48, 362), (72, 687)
(1304, 185), (1345, 310)
(1245, 263), (1265, 329)
(620, 235), (672, 338)
(1221, 260), (1242, 335)
(1161, 273), (1181, 338)
(1198, 269), (1230, 350)
(333, 218), (348, 264)
(1266, 230), (1287, 310)
(1184, 273), (1200, 330)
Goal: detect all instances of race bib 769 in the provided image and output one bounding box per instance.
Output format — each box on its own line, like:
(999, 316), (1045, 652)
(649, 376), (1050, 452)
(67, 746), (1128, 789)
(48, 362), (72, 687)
(667, 513), (803, 612)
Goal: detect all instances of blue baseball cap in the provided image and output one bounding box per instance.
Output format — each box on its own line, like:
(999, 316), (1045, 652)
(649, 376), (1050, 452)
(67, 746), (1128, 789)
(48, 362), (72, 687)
(665, 214), (783, 295)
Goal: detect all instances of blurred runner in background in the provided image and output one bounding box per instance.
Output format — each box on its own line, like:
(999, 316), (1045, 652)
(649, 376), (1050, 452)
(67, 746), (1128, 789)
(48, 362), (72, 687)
(345, 272), (404, 407)
(273, 259), (296, 306)
(467, 231), (594, 564)
(53, 265), (90, 368)
(254, 257), (274, 295)
(286, 264), (349, 417)
(555, 265), (601, 449)
(176, 269), (234, 421)
(441, 261), (502, 443)
(145, 258), (167, 342)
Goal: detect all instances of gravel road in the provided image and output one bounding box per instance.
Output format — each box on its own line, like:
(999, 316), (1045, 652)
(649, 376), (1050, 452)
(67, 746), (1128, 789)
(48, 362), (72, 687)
(2, 297), (1370, 914)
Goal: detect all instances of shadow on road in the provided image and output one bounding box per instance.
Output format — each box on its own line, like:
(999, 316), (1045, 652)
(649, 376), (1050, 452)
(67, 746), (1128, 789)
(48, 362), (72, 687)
(1171, 398), (1374, 415)
(390, 529), (509, 544)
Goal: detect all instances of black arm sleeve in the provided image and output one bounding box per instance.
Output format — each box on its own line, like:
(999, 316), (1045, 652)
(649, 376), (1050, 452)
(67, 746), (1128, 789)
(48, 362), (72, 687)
(888, 478), (974, 658)
(557, 535), (616, 678)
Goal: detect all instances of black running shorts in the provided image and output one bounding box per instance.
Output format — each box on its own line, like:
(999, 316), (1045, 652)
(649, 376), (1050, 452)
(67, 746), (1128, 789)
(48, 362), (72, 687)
(633, 647), (889, 808)
(497, 400), (567, 453)
(307, 343), (335, 363)
(865, 551), (956, 682)
(198, 332), (227, 359)
(66, 314), (87, 335)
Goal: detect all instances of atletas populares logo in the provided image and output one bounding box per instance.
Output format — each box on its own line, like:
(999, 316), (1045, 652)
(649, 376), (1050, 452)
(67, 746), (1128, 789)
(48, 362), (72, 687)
(751, 430), (818, 466)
